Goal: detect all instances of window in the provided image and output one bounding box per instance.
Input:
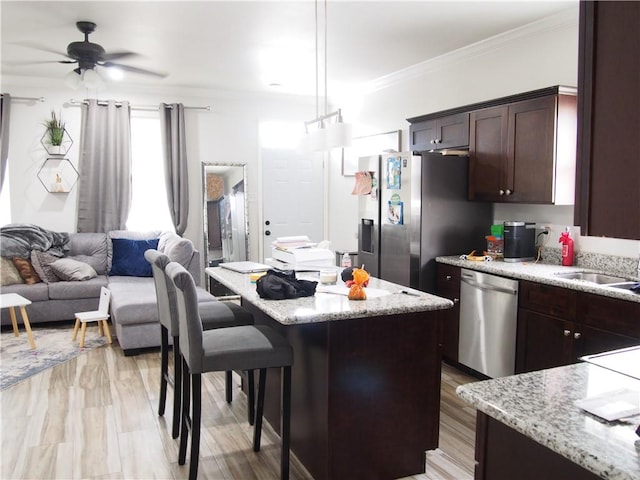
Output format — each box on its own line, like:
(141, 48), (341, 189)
(126, 114), (174, 232)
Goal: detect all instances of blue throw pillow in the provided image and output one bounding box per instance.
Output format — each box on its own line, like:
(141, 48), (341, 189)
(109, 238), (159, 277)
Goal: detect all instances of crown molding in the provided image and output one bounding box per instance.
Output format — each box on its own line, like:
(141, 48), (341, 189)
(364, 7), (578, 94)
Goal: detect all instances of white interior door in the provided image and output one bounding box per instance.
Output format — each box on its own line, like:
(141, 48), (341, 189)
(261, 148), (324, 256)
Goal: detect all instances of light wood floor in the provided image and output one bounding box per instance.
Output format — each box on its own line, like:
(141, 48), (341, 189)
(0, 334), (478, 480)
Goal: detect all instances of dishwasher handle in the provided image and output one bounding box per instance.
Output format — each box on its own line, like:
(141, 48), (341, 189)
(460, 276), (518, 296)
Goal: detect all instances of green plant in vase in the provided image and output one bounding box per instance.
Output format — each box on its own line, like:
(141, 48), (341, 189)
(42, 110), (66, 153)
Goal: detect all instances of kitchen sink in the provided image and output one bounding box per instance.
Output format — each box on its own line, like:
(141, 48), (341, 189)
(553, 272), (630, 284)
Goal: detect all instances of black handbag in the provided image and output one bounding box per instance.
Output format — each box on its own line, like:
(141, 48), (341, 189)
(256, 269), (317, 300)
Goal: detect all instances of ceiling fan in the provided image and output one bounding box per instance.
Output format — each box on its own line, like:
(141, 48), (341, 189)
(15, 21), (167, 87)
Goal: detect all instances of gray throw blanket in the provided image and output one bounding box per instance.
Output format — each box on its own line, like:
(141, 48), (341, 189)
(0, 223), (70, 258)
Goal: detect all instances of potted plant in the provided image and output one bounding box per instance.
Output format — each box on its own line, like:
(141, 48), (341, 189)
(42, 110), (66, 154)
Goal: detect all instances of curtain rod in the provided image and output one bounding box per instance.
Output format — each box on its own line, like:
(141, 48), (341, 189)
(7, 96), (46, 103)
(64, 99), (211, 112)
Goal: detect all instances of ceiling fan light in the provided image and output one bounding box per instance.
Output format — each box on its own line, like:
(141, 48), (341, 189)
(81, 68), (103, 89)
(108, 68), (124, 80)
(64, 70), (82, 89)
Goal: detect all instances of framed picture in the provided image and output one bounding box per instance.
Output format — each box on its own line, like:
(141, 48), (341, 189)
(342, 129), (401, 176)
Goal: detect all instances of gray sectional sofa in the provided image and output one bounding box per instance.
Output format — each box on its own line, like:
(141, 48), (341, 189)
(0, 229), (217, 355)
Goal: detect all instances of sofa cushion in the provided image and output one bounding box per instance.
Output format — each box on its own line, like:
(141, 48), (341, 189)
(11, 257), (41, 285)
(1, 257), (24, 286)
(108, 275), (218, 326)
(108, 276), (159, 325)
(30, 250), (61, 283)
(107, 230), (162, 271)
(48, 276), (108, 300)
(68, 233), (109, 275)
(0, 282), (49, 302)
(50, 258), (97, 281)
(110, 238), (159, 277)
(161, 234), (195, 269)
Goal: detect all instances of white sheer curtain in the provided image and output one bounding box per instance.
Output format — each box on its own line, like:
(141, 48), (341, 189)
(77, 99), (132, 233)
(159, 103), (188, 235)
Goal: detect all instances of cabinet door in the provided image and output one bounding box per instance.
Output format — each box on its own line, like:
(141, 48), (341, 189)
(409, 119), (437, 152)
(437, 264), (461, 363)
(438, 288), (460, 363)
(468, 106), (508, 201)
(575, 1), (640, 239)
(507, 96), (556, 203)
(436, 113), (469, 150)
(516, 309), (573, 373)
(573, 325), (640, 360)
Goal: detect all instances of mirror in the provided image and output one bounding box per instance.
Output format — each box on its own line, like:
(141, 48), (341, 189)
(202, 163), (249, 268)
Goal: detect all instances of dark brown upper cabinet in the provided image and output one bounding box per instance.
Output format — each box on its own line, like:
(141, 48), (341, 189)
(409, 112), (469, 153)
(575, 1), (640, 240)
(468, 92), (577, 204)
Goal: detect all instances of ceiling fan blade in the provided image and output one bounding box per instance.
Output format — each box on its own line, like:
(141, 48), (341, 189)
(101, 51), (138, 62)
(12, 41), (74, 60)
(4, 59), (76, 66)
(102, 62), (167, 78)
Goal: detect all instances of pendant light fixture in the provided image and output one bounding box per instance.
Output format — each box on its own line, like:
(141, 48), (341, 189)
(302, 0), (352, 152)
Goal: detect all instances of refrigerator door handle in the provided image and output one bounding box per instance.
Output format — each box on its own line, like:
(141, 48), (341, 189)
(460, 277), (518, 296)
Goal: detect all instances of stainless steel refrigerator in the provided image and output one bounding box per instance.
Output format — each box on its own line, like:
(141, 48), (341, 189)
(357, 152), (493, 293)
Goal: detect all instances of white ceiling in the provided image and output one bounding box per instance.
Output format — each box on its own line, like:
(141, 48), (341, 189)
(1, 0), (577, 97)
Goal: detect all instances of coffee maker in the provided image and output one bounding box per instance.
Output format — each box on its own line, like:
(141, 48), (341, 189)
(503, 221), (536, 262)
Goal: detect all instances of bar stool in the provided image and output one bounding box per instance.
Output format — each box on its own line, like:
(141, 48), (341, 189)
(166, 262), (293, 480)
(144, 249), (254, 439)
(72, 287), (112, 348)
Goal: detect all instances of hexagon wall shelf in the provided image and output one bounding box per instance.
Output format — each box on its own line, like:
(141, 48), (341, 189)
(40, 128), (73, 156)
(37, 158), (79, 193)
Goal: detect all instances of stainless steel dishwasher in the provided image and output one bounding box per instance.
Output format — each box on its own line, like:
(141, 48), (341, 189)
(458, 268), (519, 378)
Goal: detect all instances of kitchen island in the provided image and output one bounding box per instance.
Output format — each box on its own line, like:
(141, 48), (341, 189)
(206, 267), (452, 480)
(457, 361), (640, 480)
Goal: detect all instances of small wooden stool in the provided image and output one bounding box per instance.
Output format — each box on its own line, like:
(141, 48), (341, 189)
(72, 287), (112, 348)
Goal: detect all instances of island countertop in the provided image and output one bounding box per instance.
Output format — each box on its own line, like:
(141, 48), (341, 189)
(457, 363), (640, 480)
(205, 266), (453, 325)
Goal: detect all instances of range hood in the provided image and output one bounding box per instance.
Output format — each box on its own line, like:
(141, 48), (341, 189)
(437, 148), (469, 156)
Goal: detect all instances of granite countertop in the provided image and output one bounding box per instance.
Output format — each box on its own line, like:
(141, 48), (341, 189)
(457, 362), (640, 480)
(205, 266), (452, 325)
(436, 256), (640, 304)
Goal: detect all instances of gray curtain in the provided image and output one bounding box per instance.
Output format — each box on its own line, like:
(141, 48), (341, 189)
(0, 93), (11, 194)
(77, 99), (132, 233)
(159, 103), (188, 235)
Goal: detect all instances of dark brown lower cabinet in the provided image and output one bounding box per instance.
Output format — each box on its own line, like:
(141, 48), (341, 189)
(475, 413), (601, 480)
(517, 280), (640, 374)
(437, 264), (461, 363)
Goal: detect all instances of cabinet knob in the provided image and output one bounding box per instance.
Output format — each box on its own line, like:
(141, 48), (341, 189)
(435, 139), (441, 144)
(505, 189), (512, 195)
(574, 332), (582, 340)
(430, 140), (435, 144)
(499, 189), (505, 196)
(563, 329), (571, 337)
(446, 275), (452, 281)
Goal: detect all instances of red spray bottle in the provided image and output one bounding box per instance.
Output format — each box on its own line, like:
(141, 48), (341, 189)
(559, 227), (574, 266)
